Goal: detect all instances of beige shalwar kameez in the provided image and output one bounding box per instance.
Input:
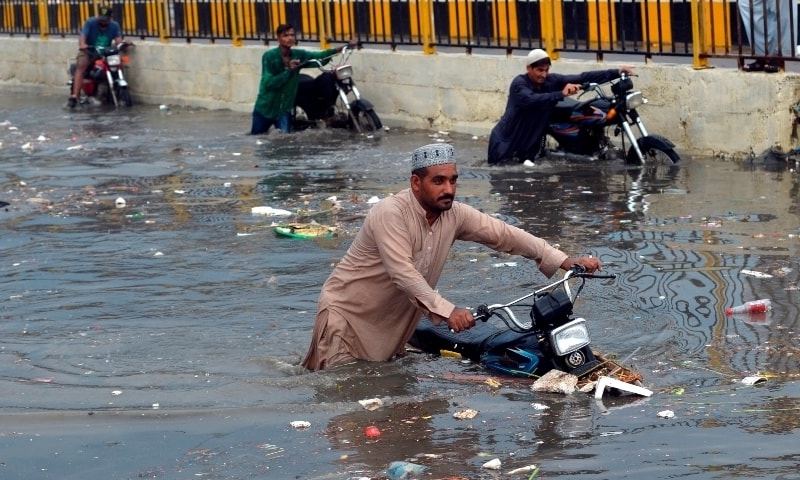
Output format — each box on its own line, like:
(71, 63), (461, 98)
(301, 188), (567, 371)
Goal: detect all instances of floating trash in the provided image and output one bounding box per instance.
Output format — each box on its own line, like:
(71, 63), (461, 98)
(657, 410), (674, 419)
(290, 420), (311, 430)
(741, 375), (767, 385)
(251, 206), (292, 216)
(386, 461), (426, 480)
(274, 223), (336, 239)
(531, 369), (578, 394)
(115, 197), (126, 208)
(485, 377), (502, 389)
(453, 409), (478, 420)
(492, 262), (518, 268)
(358, 397), (383, 411)
(111, 390), (123, 396)
(482, 458), (502, 470)
(593, 376), (653, 399)
(740, 269), (773, 279)
(507, 465), (538, 475)
(364, 425), (381, 438)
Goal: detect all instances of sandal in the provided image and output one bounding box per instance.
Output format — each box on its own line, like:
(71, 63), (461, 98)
(764, 61), (779, 73)
(743, 60), (765, 72)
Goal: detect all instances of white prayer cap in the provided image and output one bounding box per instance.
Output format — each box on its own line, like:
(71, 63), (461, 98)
(411, 143), (456, 171)
(526, 48), (550, 66)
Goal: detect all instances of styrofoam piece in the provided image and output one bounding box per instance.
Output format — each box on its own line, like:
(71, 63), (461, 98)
(594, 376), (653, 399)
(251, 206), (292, 216)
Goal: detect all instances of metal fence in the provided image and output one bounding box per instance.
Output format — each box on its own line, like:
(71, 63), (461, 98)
(1, 0), (797, 68)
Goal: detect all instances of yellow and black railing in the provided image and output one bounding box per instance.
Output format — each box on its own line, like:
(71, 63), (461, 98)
(1, 0), (796, 68)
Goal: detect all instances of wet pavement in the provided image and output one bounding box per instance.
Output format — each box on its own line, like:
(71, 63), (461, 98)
(1, 89), (800, 479)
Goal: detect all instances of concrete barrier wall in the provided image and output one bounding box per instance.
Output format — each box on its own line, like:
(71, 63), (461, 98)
(3, 37), (800, 158)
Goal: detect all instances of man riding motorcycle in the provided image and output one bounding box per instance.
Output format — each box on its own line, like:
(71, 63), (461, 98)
(487, 49), (635, 165)
(67, 5), (132, 108)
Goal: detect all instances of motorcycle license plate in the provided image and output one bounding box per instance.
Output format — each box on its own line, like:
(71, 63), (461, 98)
(106, 55), (121, 66)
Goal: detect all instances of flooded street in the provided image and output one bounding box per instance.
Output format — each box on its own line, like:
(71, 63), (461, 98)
(2, 89), (800, 480)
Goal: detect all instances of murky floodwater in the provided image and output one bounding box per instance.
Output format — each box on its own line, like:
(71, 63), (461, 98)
(2, 90), (800, 480)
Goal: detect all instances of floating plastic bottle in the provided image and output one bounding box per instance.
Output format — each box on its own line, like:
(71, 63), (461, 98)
(725, 299), (772, 315)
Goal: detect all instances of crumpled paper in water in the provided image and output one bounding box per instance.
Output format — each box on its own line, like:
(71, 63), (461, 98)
(530, 369), (578, 394)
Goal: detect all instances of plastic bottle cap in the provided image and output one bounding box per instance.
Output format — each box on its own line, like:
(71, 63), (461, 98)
(725, 307), (733, 315)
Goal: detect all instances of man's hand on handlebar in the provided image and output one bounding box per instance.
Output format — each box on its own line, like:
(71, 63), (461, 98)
(288, 59), (304, 72)
(619, 66), (636, 76)
(562, 83), (581, 96)
(446, 307), (476, 333)
(561, 256), (602, 273)
(338, 39), (359, 54)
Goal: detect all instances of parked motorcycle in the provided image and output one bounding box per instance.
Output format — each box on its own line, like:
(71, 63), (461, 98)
(409, 265), (644, 389)
(67, 43), (133, 108)
(294, 46), (382, 134)
(546, 73), (679, 165)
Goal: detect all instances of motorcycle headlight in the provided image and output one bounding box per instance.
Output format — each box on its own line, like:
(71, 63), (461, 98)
(549, 318), (590, 356)
(625, 91), (645, 110)
(335, 65), (352, 81)
(106, 54), (121, 66)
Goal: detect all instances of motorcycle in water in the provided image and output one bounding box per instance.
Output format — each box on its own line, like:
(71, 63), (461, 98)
(546, 73), (679, 166)
(294, 46), (382, 134)
(409, 266), (645, 391)
(67, 43), (133, 108)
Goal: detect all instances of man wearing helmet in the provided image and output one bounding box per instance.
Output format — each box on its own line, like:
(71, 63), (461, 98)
(67, 5), (132, 108)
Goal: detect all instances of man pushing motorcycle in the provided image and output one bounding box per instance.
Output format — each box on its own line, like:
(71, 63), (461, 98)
(488, 49), (635, 165)
(67, 5), (132, 108)
(301, 143), (601, 371)
(251, 23), (357, 135)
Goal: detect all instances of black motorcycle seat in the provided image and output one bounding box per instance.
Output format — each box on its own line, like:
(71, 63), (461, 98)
(410, 316), (540, 361)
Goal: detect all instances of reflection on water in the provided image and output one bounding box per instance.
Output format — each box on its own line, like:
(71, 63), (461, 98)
(2, 91), (800, 479)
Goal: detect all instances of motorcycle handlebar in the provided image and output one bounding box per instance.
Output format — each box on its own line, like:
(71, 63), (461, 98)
(567, 263), (617, 280)
(468, 267), (616, 329)
(81, 42), (131, 57)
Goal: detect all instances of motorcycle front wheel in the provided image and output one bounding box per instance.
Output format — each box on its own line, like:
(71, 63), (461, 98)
(351, 109), (382, 133)
(626, 136), (680, 165)
(118, 86), (132, 107)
